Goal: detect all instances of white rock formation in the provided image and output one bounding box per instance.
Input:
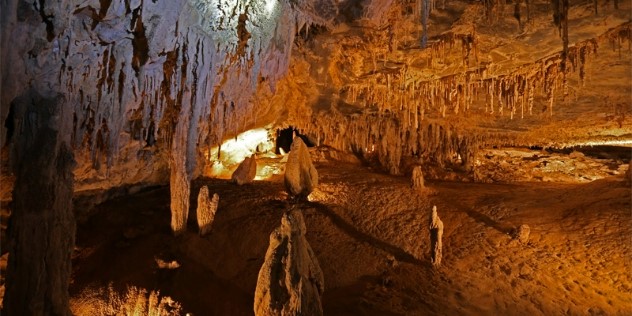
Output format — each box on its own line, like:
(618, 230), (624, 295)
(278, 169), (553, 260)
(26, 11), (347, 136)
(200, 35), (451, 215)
(429, 205), (443, 267)
(232, 154), (257, 185)
(0, 0), (337, 237)
(197, 186), (219, 236)
(284, 137), (319, 198)
(254, 209), (324, 316)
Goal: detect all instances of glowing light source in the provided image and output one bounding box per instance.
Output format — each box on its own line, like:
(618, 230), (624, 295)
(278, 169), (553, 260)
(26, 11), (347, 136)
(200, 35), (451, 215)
(207, 128), (277, 179)
(209, 128), (273, 166)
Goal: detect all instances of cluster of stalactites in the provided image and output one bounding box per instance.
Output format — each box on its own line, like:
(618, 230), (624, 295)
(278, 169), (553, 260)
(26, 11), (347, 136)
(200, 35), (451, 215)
(55, 0), (335, 176)
(293, 111), (480, 175)
(342, 22), (630, 120)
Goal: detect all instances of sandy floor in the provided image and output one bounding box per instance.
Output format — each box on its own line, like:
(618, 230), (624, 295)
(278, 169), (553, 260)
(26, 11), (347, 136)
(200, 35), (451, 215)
(68, 158), (632, 315)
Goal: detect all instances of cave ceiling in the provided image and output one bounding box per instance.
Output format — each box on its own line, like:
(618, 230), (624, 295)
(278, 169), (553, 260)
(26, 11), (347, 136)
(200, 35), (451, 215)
(0, 0), (630, 186)
(275, 0), (631, 149)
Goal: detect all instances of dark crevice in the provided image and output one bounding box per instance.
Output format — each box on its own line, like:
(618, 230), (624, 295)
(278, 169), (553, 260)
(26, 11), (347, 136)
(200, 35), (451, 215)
(130, 1), (149, 76)
(275, 127), (315, 154)
(98, 0), (113, 20)
(36, 0), (55, 41)
(118, 62), (126, 107)
(4, 103), (16, 145)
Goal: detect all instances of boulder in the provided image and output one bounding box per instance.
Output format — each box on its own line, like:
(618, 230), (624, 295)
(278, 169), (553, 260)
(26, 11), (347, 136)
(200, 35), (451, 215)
(232, 154), (257, 185)
(254, 209), (324, 316)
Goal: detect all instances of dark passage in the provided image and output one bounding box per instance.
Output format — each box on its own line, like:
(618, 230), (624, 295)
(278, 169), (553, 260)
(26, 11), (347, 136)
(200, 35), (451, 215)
(275, 126), (314, 154)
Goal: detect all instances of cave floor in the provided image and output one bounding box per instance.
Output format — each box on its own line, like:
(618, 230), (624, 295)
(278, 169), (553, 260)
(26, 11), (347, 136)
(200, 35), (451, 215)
(69, 160), (632, 315)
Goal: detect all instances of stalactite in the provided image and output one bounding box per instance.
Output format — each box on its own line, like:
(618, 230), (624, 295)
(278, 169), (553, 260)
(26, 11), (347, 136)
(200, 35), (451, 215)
(421, 0), (430, 48)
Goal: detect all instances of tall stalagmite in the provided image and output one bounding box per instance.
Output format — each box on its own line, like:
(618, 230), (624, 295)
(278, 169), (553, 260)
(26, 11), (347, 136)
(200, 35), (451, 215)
(254, 209), (325, 316)
(429, 205), (443, 267)
(4, 91), (75, 315)
(170, 154), (191, 236)
(284, 137), (319, 198)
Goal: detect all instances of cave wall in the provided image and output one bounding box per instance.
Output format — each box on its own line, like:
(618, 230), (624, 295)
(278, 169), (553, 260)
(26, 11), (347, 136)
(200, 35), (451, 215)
(1, 0), (338, 193)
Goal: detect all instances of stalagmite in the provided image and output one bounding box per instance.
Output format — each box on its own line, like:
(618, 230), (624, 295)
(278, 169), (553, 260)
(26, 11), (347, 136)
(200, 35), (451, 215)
(254, 209), (324, 316)
(429, 205), (443, 267)
(197, 186), (219, 236)
(170, 157), (191, 236)
(5, 91), (75, 316)
(232, 154), (257, 185)
(514, 224), (531, 244)
(411, 165), (425, 190)
(284, 137), (319, 199)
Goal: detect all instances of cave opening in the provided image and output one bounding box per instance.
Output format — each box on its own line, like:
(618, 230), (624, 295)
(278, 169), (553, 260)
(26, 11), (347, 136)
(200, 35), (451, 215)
(275, 126), (314, 154)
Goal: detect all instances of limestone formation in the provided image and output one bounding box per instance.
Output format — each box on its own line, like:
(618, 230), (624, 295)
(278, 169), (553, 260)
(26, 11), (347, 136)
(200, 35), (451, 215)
(411, 165), (425, 190)
(170, 157), (191, 236)
(284, 137), (319, 198)
(515, 224), (531, 244)
(4, 91), (75, 315)
(0, 0), (333, 237)
(197, 186), (219, 236)
(232, 154), (257, 185)
(429, 205), (444, 267)
(254, 209), (324, 316)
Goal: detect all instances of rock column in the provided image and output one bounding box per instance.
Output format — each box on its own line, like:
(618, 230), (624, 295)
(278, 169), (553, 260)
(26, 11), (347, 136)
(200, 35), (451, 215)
(4, 92), (75, 316)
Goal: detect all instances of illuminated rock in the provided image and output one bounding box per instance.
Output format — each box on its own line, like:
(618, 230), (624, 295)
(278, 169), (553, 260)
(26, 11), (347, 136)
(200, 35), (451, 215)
(232, 154), (257, 185)
(170, 155), (191, 236)
(411, 166), (425, 190)
(514, 224), (531, 244)
(197, 186), (219, 236)
(284, 137), (319, 198)
(155, 257), (181, 270)
(254, 209), (324, 316)
(429, 205), (443, 267)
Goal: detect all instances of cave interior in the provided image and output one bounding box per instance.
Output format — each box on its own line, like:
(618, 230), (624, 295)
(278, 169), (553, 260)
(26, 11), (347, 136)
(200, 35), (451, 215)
(0, 0), (631, 315)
